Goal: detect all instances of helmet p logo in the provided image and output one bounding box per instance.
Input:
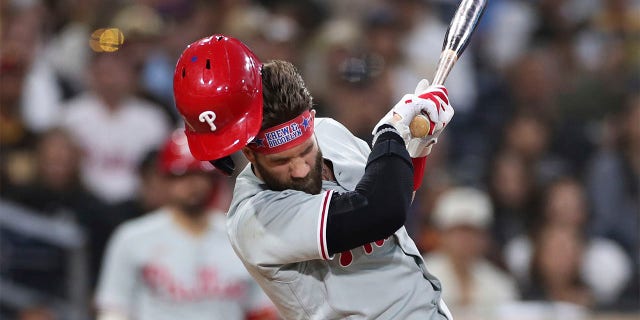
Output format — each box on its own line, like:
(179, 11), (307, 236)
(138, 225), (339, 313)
(199, 111), (217, 131)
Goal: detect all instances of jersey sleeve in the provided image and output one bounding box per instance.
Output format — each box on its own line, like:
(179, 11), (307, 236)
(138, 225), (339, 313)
(228, 189), (334, 266)
(95, 225), (138, 315)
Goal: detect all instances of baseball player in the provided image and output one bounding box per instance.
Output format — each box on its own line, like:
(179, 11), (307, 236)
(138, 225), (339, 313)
(95, 129), (278, 320)
(173, 35), (455, 319)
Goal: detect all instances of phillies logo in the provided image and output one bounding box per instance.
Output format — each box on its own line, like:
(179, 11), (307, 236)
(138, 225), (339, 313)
(338, 238), (389, 267)
(199, 111), (217, 131)
(142, 264), (247, 301)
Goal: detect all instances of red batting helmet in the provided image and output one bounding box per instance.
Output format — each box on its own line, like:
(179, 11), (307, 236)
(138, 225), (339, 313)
(159, 129), (215, 176)
(173, 35), (262, 161)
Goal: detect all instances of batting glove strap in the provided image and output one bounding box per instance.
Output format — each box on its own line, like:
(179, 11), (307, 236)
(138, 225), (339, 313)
(367, 132), (412, 170)
(371, 125), (400, 147)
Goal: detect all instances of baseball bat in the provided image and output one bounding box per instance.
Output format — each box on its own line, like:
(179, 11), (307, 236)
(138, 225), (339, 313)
(409, 0), (487, 138)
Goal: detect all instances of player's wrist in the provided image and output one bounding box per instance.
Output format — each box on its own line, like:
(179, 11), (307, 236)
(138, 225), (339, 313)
(372, 124), (402, 147)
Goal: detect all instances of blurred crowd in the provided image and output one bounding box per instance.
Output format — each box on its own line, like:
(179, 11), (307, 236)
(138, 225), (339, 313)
(0, 0), (638, 319)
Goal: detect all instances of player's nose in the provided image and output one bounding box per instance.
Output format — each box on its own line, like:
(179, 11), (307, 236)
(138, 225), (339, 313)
(290, 157), (310, 179)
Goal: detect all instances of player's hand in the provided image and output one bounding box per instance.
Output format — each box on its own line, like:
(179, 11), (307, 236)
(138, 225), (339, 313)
(406, 80), (454, 157)
(372, 80), (441, 143)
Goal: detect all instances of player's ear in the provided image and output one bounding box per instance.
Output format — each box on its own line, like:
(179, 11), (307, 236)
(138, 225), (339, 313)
(242, 146), (257, 164)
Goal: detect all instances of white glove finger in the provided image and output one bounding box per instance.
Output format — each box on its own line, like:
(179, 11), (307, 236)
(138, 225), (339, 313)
(418, 86), (449, 107)
(441, 103), (454, 123)
(374, 93), (421, 137)
(394, 94), (417, 120)
(414, 79), (431, 95)
(429, 85), (449, 105)
(434, 121), (446, 134)
(416, 98), (439, 123)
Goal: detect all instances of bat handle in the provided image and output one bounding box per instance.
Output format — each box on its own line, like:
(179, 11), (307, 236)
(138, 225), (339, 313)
(409, 49), (458, 138)
(432, 49), (458, 86)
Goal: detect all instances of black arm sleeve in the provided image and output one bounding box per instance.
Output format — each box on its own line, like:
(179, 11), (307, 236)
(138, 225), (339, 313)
(325, 125), (414, 255)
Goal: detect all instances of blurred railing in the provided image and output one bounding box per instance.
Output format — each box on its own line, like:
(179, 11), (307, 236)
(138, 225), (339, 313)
(0, 200), (89, 320)
(450, 301), (640, 320)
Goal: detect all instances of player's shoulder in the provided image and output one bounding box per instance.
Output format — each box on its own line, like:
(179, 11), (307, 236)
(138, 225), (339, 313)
(229, 165), (265, 210)
(315, 117), (354, 137)
(110, 208), (172, 242)
(315, 117), (370, 154)
(227, 177), (282, 226)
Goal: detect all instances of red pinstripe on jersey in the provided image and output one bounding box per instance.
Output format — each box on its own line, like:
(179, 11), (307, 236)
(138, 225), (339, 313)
(318, 190), (333, 260)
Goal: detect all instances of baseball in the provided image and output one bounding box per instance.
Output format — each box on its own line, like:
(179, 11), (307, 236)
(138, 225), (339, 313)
(89, 28), (124, 52)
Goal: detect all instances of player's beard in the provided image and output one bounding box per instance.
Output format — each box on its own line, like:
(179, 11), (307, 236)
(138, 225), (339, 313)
(170, 174), (215, 218)
(255, 150), (324, 195)
(178, 198), (209, 218)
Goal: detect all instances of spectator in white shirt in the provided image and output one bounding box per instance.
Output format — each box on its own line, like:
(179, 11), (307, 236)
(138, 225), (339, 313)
(61, 50), (170, 204)
(424, 187), (519, 320)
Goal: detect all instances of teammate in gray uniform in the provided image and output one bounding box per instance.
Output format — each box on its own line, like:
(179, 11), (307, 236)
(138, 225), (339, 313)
(95, 130), (277, 320)
(173, 35), (455, 319)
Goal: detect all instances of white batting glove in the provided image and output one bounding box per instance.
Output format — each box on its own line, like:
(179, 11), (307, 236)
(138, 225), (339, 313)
(372, 81), (441, 144)
(406, 80), (454, 157)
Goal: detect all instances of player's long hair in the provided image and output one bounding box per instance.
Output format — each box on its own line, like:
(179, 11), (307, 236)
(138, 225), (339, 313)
(261, 60), (313, 129)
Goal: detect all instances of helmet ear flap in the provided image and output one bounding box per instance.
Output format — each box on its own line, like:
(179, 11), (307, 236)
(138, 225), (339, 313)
(210, 156), (235, 176)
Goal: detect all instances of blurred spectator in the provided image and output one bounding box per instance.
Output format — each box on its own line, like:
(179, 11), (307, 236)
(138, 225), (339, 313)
(424, 187), (518, 319)
(501, 111), (570, 185)
(5, 128), (100, 214)
(506, 176), (632, 309)
(480, 0), (538, 72)
(502, 112), (551, 165)
(110, 3), (176, 122)
(594, 0), (640, 84)
(60, 50), (170, 205)
(586, 94), (640, 310)
(1, 1), (66, 134)
(302, 18), (394, 142)
(225, 3), (304, 65)
(522, 224), (594, 308)
(109, 148), (168, 221)
(95, 130), (277, 320)
(487, 150), (538, 248)
(2, 127), (114, 288)
(41, 0), (96, 97)
(504, 45), (598, 172)
(302, 18), (361, 111)
(0, 2), (41, 194)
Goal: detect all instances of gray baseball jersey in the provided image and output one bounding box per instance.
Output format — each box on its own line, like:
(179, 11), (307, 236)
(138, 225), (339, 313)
(227, 118), (453, 319)
(96, 209), (274, 320)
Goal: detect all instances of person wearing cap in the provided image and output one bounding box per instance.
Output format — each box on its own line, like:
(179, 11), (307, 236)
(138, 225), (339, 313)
(424, 187), (518, 319)
(173, 35), (455, 319)
(94, 130), (277, 320)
